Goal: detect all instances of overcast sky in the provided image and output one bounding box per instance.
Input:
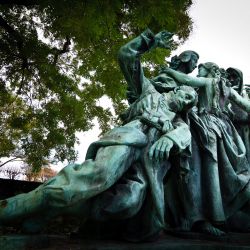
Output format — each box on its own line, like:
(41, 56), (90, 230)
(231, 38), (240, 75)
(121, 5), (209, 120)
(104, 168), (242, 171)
(55, 0), (250, 170)
(175, 0), (250, 82)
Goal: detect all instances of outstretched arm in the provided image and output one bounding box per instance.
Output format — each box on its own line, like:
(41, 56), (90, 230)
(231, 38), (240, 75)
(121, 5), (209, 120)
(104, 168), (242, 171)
(163, 67), (212, 87)
(118, 29), (173, 102)
(230, 88), (250, 112)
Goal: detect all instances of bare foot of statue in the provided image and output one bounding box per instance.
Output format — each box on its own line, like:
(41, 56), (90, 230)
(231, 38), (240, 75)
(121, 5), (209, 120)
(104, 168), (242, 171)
(193, 221), (226, 236)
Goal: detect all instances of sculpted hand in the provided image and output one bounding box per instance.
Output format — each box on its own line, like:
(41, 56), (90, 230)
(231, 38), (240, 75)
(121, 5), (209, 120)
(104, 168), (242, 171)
(149, 137), (174, 161)
(161, 66), (172, 73)
(155, 31), (174, 49)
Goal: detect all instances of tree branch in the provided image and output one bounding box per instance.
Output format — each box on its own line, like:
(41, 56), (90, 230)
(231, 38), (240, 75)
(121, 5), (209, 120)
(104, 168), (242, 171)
(53, 37), (71, 65)
(0, 15), (33, 94)
(0, 15), (26, 64)
(0, 157), (22, 168)
(0, 14), (23, 49)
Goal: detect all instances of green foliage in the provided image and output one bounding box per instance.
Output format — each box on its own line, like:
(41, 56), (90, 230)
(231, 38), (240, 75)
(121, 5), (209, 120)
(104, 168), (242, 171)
(0, 0), (193, 169)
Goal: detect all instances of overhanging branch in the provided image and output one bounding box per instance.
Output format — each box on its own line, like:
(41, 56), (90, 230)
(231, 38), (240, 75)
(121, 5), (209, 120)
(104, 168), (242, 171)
(53, 36), (71, 65)
(0, 157), (23, 168)
(0, 14), (23, 48)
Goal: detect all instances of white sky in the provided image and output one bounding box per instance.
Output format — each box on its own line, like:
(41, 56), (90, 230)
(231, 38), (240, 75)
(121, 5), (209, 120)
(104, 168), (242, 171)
(42, 0), (250, 171)
(174, 0), (250, 82)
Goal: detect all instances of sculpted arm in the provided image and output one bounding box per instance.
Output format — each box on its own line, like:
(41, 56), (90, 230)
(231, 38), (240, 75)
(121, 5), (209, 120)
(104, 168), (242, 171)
(163, 67), (211, 87)
(230, 88), (250, 113)
(118, 29), (173, 100)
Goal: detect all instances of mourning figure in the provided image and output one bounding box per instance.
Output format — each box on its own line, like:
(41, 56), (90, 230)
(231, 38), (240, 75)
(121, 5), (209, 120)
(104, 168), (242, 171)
(164, 62), (250, 235)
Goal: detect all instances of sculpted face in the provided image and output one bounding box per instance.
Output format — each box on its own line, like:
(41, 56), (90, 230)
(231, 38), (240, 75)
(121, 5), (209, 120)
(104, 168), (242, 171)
(167, 86), (197, 112)
(198, 65), (209, 77)
(229, 73), (241, 88)
(226, 68), (243, 94)
(187, 54), (199, 73)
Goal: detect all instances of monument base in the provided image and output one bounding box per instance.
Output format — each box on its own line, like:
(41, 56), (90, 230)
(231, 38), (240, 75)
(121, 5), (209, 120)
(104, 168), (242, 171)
(0, 234), (50, 250)
(0, 233), (250, 250)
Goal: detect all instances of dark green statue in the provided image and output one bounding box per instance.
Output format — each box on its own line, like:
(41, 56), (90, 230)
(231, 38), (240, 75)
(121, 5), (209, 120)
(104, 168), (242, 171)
(226, 67), (250, 163)
(164, 62), (250, 235)
(1, 29), (250, 241)
(0, 29), (198, 241)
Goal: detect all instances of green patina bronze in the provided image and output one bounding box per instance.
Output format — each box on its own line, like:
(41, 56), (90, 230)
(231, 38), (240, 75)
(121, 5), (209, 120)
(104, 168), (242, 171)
(1, 29), (250, 241)
(163, 61), (250, 235)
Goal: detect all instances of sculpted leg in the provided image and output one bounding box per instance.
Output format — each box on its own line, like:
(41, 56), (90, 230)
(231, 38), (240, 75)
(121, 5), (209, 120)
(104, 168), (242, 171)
(0, 145), (139, 231)
(91, 162), (147, 221)
(192, 135), (226, 236)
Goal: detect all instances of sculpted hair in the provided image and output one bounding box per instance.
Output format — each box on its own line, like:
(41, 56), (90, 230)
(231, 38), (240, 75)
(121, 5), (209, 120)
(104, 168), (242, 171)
(169, 50), (199, 70)
(198, 62), (220, 78)
(226, 67), (243, 94)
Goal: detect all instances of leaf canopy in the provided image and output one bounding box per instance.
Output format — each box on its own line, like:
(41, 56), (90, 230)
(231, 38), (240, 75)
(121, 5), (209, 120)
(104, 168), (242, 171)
(0, 0), (193, 169)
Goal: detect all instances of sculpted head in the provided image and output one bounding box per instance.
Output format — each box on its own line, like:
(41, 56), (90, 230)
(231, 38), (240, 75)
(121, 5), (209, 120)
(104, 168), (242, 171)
(169, 50), (199, 74)
(152, 50), (199, 93)
(219, 68), (228, 79)
(167, 85), (198, 112)
(226, 67), (243, 94)
(198, 62), (220, 78)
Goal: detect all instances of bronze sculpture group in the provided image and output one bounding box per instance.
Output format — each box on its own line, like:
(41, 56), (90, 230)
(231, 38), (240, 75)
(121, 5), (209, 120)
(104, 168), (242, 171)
(1, 29), (250, 241)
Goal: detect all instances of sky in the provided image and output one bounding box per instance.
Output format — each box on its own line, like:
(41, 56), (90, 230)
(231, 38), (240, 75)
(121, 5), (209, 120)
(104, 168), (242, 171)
(174, 0), (250, 82)
(48, 0), (250, 171)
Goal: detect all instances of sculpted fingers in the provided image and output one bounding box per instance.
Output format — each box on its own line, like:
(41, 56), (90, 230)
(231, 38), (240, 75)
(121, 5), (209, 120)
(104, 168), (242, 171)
(159, 138), (174, 160)
(159, 141), (167, 161)
(149, 135), (175, 161)
(165, 140), (174, 159)
(154, 140), (164, 160)
(149, 142), (157, 160)
(165, 147), (170, 159)
(149, 140), (163, 160)
(149, 137), (174, 161)
(155, 31), (174, 49)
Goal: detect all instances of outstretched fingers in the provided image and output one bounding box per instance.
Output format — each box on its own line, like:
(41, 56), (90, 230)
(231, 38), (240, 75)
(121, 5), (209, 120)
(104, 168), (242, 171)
(155, 31), (174, 49)
(149, 138), (174, 161)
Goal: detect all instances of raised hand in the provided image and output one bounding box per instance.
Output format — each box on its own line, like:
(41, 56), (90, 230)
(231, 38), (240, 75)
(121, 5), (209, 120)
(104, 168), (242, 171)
(149, 137), (174, 161)
(155, 31), (174, 49)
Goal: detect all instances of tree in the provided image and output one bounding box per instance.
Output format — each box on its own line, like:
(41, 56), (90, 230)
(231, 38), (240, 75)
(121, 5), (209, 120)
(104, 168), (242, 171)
(0, 165), (22, 180)
(0, 0), (193, 170)
(23, 164), (57, 182)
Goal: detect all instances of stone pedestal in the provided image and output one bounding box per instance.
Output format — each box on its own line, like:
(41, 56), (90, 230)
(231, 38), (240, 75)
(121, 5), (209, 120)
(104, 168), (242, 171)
(0, 235), (50, 250)
(1, 233), (250, 250)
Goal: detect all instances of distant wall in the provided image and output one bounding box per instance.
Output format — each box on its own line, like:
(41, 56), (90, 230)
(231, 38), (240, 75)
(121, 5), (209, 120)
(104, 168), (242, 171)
(0, 178), (41, 199)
